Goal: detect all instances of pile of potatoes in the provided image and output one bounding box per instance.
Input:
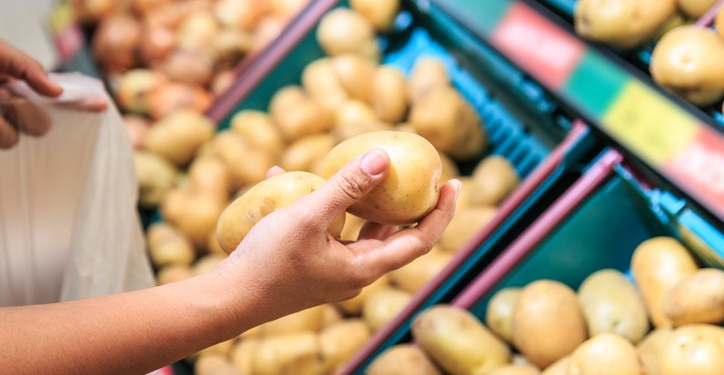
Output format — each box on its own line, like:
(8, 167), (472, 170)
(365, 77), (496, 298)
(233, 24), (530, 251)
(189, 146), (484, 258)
(368, 236), (724, 375)
(575, 0), (724, 111)
(132, 1), (527, 373)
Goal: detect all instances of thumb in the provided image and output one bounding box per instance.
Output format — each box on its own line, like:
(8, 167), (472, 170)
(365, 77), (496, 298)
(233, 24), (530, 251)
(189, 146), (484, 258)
(302, 148), (390, 225)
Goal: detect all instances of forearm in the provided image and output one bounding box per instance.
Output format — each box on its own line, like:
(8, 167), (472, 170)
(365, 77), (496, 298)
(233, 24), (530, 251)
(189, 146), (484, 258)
(0, 269), (264, 375)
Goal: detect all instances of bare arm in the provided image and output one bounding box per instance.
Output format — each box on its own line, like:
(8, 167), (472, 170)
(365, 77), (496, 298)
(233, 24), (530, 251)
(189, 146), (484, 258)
(0, 150), (460, 375)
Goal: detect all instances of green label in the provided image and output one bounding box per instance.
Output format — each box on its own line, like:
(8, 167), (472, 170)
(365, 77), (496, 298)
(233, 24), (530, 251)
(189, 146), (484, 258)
(562, 50), (627, 119)
(436, 0), (514, 36)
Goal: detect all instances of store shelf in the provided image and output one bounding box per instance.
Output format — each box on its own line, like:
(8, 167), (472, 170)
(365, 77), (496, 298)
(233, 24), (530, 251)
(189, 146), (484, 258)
(433, 0), (724, 222)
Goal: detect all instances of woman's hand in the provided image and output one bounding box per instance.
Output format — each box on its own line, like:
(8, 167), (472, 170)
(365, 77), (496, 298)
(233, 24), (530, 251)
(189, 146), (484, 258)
(217, 149), (461, 320)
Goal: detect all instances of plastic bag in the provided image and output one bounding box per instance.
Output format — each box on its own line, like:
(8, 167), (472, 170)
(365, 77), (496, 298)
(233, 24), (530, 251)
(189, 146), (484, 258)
(0, 73), (154, 306)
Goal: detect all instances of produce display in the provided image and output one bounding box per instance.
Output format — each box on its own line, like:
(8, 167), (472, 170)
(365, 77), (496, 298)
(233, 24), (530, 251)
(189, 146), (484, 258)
(574, 0), (724, 113)
(368, 236), (724, 375)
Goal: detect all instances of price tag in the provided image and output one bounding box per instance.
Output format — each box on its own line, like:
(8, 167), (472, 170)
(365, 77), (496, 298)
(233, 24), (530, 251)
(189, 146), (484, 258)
(491, 2), (585, 89)
(48, 1), (84, 62)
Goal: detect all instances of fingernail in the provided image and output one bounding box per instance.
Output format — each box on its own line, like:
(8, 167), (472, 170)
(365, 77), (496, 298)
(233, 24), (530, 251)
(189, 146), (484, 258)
(450, 179), (463, 198)
(361, 149), (388, 176)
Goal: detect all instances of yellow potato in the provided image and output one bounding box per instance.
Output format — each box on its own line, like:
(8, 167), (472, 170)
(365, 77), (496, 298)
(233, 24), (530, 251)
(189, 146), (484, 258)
(230, 338), (258, 375)
(650, 26), (724, 106)
(568, 333), (642, 375)
(678, 0), (718, 18)
(334, 100), (380, 128)
(366, 344), (442, 375)
(269, 86), (334, 143)
(192, 254), (226, 276)
(301, 58), (349, 111)
(578, 269), (650, 343)
(252, 331), (327, 375)
(340, 213), (366, 242)
(280, 133), (334, 173)
(663, 268), (724, 326)
(455, 177), (474, 212)
(409, 86), (487, 161)
(215, 171), (345, 254)
(195, 338), (236, 360)
(486, 365), (540, 375)
(574, 0), (677, 49)
(336, 274), (390, 315)
(485, 287), (522, 343)
(320, 304), (344, 328)
(637, 327), (673, 375)
(155, 264), (194, 285)
(319, 319), (371, 371)
(438, 151), (460, 183)
(331, 54), (378, 102)
(146, 222), (196, 267)
(362, 287), (413, 332)
(212, 131), (275, 189)
(350, 0), (400, 31)
(194, 353), (239, 375)
(513, 280), (588, 368)
(408, 57), (449, 103)
(412, 305), (510, 375)
(316, 8), (379, 59)
(659, 324), (724, 375)
(631, 236), (699, 328)
(370, 66), (408, 124)
(134, 150), (178, 208)
(439, 206), (498, 253)
(261, 306), (326, 337)
(186, 157), (231, 203)
(230, 110), (285, 161)
(162, 190), (227, 248)
(539, 356), (570, 375)
(469, 156), (520, 206)
(207, 230), (227, 257)
(318, 131), (442, 225)
(388, 247), (453, 294)
(143, 109), (215, 166)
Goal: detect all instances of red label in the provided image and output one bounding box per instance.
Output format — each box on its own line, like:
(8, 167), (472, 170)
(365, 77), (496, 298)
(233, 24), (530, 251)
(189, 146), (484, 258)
(664, 126), (724, 219)
(491, 2), (585, 89)
(52, 25), (84, 62)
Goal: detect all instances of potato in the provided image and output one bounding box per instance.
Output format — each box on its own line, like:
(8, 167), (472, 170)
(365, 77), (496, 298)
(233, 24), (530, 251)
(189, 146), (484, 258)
(716, 7), (724, 39)
(269, 86), (334, 143)
(230, 110), (285, 161)
(280, 133), (334, 173)
(143, 109), (215, 166)
(319, 319), (371, 371)
(412, 305), (510, 375)
(187, 157), (232, 203)
(631, 236), (699, 328)
(212, 131), (275, 189)
(213, 0), (266, 30)
(301, 58), (349, 111)
(216, 171), (345, 254)
(162, 190), (226, 248)
(252, 331), (327, 375)
(207, 230), (228, 257)
(332, 120), (393, 144)
(336, 274), (390, 315)
(334, 100), (380, 128)
(331, 54), (378, 102)
(194, 353), (239, 375)
(350, 0), (400, 31)
(439, 151), (460, 183)
(513, 280), (588, 368)
(486, 365), (540, 375)
(318, 131), (442, 225)
(650, 26), (724, 106)
(146, 222), (195, 267)
(409, 86), (487, 161)
(577, 269), (650, 344)
(176, 12), (219, 52)
(574, 0), (677, 50)
(659, 324), (724, 375)
(539, 356), (570, 375)
(195, 338), (236, 359)
(211, 28), (252, 68)
(134, 150), (178, 208)
(485, 287), (522, 343)
(260, 306), (325, 336)
(568, 333), (642, 375)
(362, 287), (412, 331)
(367, 344), (442, 375)
(340, 213), (366, 242)
(156, 264), (194, 285)
(192, 254), (226, 275)
(230, 338), (258, 375)
(439, 206), (498, 253)
(371, 66), (408, 124)
(147, 82), (212, 121)
(316, 8), (379, 59)
(677, 0), (718, 18)
(320, 304), (343, 328)
(663, 268), (724, 326)
(637, 327), (673, 375)
(160, 49), (214, 87)
(470, 156), (520, 206)
(388, 247), (453, 294)
(455, 177), (474, 212)
(408, 57), (449, 103)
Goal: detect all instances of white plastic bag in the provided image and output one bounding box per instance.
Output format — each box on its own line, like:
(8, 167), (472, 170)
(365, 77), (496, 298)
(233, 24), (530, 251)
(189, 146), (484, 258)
(0, 73), (154, 306)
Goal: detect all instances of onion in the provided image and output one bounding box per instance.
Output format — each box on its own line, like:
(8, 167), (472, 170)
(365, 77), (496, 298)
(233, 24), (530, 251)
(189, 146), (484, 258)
(160, 50), (214, 87)
(92, 14), (142, 74)
(148, 83), (212, 120)
(214, 0), (268, 31)
(114, 69), (166, 114)
(176, 12), (220, 52)
(139, 25), (176, 66)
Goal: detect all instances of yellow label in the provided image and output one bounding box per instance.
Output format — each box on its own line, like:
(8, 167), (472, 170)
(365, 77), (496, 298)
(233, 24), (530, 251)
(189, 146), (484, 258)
(49, 2), (74, 33)
(602, 81), (699, 165)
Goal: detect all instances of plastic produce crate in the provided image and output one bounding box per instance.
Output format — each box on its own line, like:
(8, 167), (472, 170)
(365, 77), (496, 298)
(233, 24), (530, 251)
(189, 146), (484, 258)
(345, 148), (723, 374)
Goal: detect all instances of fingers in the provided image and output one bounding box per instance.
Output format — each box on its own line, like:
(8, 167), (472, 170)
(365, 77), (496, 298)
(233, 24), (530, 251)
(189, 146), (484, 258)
(0, 115), (19, 149)
(0, 39), (62, 97)
(265, 165), (286, 179)
(353, 179), (461, 274)
(300, 149), (390, 225)
(55, 93), (108, 112)
(5, 97), (51, 136)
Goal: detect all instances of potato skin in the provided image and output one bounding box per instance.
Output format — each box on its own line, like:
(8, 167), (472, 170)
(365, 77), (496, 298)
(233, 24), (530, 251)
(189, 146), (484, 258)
(367, 344), (442, 375)
(663, 268), (724, 326)
(512, 280), (588, 368)
(568, 333), (643, 375)
(469, 156), (520, 206)
(485, 287), (522, 343)
(577, 269), (650, 344)
(215, 171), (345, 254)
(631, 237), (698, 328)
(319, 131), (442, 225)
(637, 327), (673, 375)
(659, 324), (724, 375)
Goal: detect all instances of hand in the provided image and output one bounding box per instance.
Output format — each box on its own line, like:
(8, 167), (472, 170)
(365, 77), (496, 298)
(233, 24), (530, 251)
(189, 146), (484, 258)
(0, 39), (108, 149)
(217, 149), (461, 319)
